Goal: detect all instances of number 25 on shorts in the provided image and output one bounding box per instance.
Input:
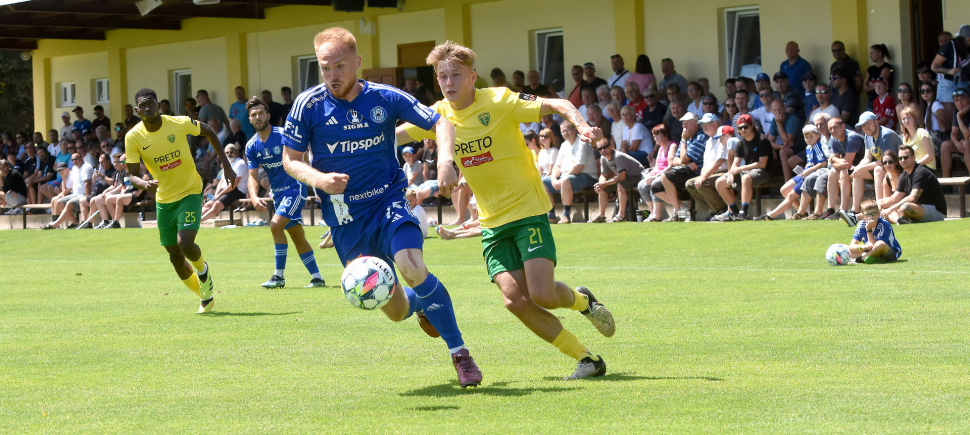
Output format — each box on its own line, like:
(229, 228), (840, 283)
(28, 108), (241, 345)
(184, 211), (197, 223)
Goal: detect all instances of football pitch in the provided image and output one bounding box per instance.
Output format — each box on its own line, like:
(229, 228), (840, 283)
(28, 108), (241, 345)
(2, 219), (968, 434)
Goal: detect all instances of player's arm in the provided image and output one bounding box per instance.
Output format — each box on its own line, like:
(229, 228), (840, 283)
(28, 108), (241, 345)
(198, 122), (235, 190)
(540, 98), (602, 144)
(281, 148), (348, 194)
(125, 162), (155, 192)
(433, 117), (459, 198)
(247, 168), (266, 211)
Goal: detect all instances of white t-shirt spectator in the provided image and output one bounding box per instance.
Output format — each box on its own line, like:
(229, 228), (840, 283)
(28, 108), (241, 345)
(703, 137), (737, 172)
(83, 153), (97, 168)
(926, 100), (944, 131)
(404, 160), (425, 186)
(48, 142), (60, 156)
(809, 105), (841, 124)
(69, 162), (94, 196)
(59, 125), (73, 142)
(556, 137), (598, 179)
(578, 105), (592, 122)
(537, 147), (559, 176)
(621, 122), (652, 154)
(610, 120), (624, 146)
(749, 106), (775, 134)
(229, 156), (250, 195)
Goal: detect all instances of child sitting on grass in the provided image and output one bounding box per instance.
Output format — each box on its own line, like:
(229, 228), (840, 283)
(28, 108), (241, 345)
(849, 199), (902, 264)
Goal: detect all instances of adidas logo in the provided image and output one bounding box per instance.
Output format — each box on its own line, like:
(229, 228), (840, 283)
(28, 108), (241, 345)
(325, 116), (338, 126)
(425, 303), (443, 311)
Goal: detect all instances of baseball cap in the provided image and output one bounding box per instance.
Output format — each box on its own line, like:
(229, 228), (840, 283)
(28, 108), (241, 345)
(55, 162), (69, 170)
(856, 111), (878, 127)
(773, 71), (788, 81)
(802, 124), (819, 135)
(583, 62), (595, 68)
(801, 72), (817, 81)
(712, 126), (735, 139)
(72, 106), (83, 112)
(402, 146), (415, 154)
(61, 111), (70, 117)
(736, 114), (754, 126)
(958, 24), (970, 39)
(701, 95), (717, 104)
(756, 73), (770, 82)
(952, 86), (969, 97)
(871, 76), (888, 84)
(679, 112), (699, 122)
(699, 113), (720, 124)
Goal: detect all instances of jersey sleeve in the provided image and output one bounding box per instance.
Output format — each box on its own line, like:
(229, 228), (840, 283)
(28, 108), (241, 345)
(282, 101), (312, 152)
(403, 101), (440, 142)
(245, 140), (259, 170)
(382, 86), (439, 131)
(124, 132), (142, 164)
(852, 221), (867, 242)
(175, 116), (202, 136)
(507, 88), (544, 124)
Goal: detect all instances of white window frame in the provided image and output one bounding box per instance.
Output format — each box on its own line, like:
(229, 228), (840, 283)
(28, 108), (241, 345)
(535, 28), (564, 90)
(297, 55), (320, 93)
(95, 78), (109, 104)
(725, 6), (762, 79)
(173, 69), (192, 115)
(60, 82), (76, 107)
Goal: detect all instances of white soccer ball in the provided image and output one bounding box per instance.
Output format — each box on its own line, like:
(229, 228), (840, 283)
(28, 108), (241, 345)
(826, 243), (851, 266)
(341, 256), (396, 310)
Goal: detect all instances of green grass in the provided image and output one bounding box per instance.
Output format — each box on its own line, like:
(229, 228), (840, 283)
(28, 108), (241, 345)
(1, 219), (969, 434)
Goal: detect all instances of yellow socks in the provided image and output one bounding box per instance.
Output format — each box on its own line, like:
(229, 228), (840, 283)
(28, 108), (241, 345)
(569, 288), (589, 312)
(551, 329), (597, 361)
(189, 255), (206, 275)
(181, 273), (201, 298)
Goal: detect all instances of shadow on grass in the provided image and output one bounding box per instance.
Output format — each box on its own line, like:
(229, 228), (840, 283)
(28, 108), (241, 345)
(400, 381), (579, 397)
(204, 311), (302, 317)
(540, 371), (723, 382)
(409, 405), (461, 412)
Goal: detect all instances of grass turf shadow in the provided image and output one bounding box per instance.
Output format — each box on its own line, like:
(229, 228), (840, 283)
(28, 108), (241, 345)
(400, 381), (579, 397)
(203, 311), (302, 317)
(540, 371), (723, 382)
(409, 405), (461, 412)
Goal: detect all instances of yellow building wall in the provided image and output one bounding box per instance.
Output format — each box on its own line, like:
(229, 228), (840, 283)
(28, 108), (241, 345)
(644, 0), (832, 101)
(49, 52), (110, 129)
(470, 0), (616, 89)
(866, 0), (912, 88)
(378, 9), (446, 68)
(245, 20), (356, 97)
(125, 38), (228, 110)
(943, 0), (969, 36)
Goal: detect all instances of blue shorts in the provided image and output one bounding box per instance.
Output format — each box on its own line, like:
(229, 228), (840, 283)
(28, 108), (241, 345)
(418, 179), (439, 196)
(331, 190), (424, 276)
(541, 173), (597, 193)
(272, 187), (306, 224)
(791, 175), (806, 195)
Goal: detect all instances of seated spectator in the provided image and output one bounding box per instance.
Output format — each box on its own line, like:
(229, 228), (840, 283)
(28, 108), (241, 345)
(537, 128), (559, 177)
(596, 85), (613, 117)
(750, 90), (776, 137)
(840, 111), (902, 225)
(652, 112), (707, 221)
(414, 139), (440, 205)
(6, 149), (24, 173)
(769, 99), (807, 181)
(511, 70), (525, 92)
(617, 106), (651, 166)
(685, 119), (734, 220)
(77, 153), (118, 228)
(876, 150), (906, 222)
(773, 71), (804, 118)
(641, 87), (666, 134)
(25, 145), (55, 205)
(731, 89), (756, 136)
(638, 124), (677, 221)
(664, 83), (689, 117)
(209, 118), (230, 145)
(193, 135), (219, 184)
(401, 188), (431, 239)
(539, 114), (563, 147)
(104, 155), (151, 229)
(826, 117), (864, 216)
(522, 70), (552, 97)
(610, 86), (627, 107)
(578, 87), (598, 122)
(701, 95), (719, 118)
(872, 77), (898, 130)
(657, 58), (688, 102)
(625, 82), (647, 121)
(607, 102), (624, 148)
(590, 138), (644, 222)
(798, 124), (833, 219)
(712, 114), (771, 221)
(809, 83), (841, 123)
(847, 199), (902, 264)
(810, 113), (841, 219)
(686, 82), (705, 117)
(402, 146), (424, 188)
(519, 119), (541, 137)
(627, 55), (656, 96)
(41, 154), (93, 230)
(801, 72), (819, 113)
(586, 105), (611, 144)
(722, 97), (739, 126)
(898, 107), (936, 169)
(542, 122), (597, 224)
(664, 99), (687, 142)
(881, 145), (948, 224)
(158, 99), (174, 116)
(89, 153), (129, 229)
(756, 124), (826, 220)
(753, 72), (772, 109)
(21, 142), (37, 180)
(916, 63), (936, 89)
(0, 160), (28, 210)
(200, 144), (248, 222)
(491, 67), (511, 89)
(895, 83), (922, 128)
(919, 81), (949, 154)
(224, 119), (247, 148)
(940, 86), (970, 177)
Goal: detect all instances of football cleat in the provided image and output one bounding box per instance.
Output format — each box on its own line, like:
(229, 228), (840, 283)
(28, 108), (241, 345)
(261, 275), (285, 288)
(197, 297), (214, 314)
(416, 311), (440, 338)
(577, 287), (615, 337)
(198, 263), (213, 299)
(304, 277), (326, 288)
(565, 355), (607, 380)
(451, 349), (483, 388)
(839, 209), (858, 227)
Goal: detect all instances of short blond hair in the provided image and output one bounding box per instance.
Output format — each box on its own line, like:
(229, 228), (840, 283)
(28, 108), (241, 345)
(861, 199), (879, 215)
(426, 41), (475, 70)
(314, 27), (357, 53)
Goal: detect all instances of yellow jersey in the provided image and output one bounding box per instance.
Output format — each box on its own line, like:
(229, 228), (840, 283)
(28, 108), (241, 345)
(125, 115), (203, 203)
(405, 87), (550, 228)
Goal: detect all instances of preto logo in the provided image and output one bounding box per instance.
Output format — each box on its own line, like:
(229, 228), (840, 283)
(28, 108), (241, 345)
(460, 152), (494, 168)
(154, 149), (180, 165)
(455, 136), (492, 154)
(326, 132), (386, 154)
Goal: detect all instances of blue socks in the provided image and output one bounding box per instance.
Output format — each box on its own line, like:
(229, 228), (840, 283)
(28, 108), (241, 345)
(412, 273), (464, 349)
(403, 286), (419, 319)
(274, 243), (287, 276)
(299, 250), (321, 279)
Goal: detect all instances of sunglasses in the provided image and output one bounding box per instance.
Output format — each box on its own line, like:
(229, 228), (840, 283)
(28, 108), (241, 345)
(898, 89), (910, 93)
(596, 146), (610, 150)
(881, 160), (894, 165)
(72, 157), (82, 161)
(920, 89), (933, 94)
(899, 155), (912, 160)
(703, 102), (716, 105)
(759, 93), (770, 98)
(815, 90), (828, 95)
(954, 90), (968, 96)
(539, 135), (549, 138)
(830, 76), (841, 81)
(725, 104), (737, 108)
(738, 125), (752, 130)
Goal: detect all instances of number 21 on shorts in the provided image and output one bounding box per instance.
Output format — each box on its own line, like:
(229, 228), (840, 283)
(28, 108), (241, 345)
(528, 227), (542, 245)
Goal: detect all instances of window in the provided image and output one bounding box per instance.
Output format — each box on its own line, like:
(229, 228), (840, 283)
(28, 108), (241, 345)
(725, 7), (762, 79)
(60, 82), (76, 107)
(298, 55), (320, 93)
(173, 69), (192, 115)
(95, 78), (109, 104)
(535, 29), (564, 93)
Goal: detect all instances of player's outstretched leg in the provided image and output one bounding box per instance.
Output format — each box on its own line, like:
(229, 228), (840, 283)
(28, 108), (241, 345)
(523, 258), (615, 337)
(494, 269), (606, 380)
(177, 230), (213, 313)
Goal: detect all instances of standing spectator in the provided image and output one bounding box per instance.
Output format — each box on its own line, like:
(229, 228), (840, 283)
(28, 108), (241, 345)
(565, 65), (584, 108)
(90, 105), (111, 133)
(0, 160), (27, 210)
(883, 145), (948, 223)
(542, 122), (598, 224)
(229, 86), (255, 140)
(898, 107), (936, 169)
(919, 81), (949, 153)
(196, 90), (231, 134)
(769, 99), (806, 181)
(841, 112), (902, 225)
(810, 83), (842, 123)
(58, 111), (73, 141)
(829, 68), (859, 125)
(638, 124), (677, 221)
(685, 122), (735, 219)
(863, 44), (894, 110)
(653, 112), (707, 220)
(830, 40), (863, 91)
(657, 58), (688, 102)
(627, 55), (656, 95)
(940, 86), (970, 177)
(872, 77), (898, 130)
(537, 128), (559, 177)
(779, 41), (814, 96)
(931, 25), (969, 117)
(72, 106), (92, 134)
(713, 114), (771, 221)
(280, 86), (294, 117)
(686, 82), (705, 117)
(580, 62), (608, 95)
(261, 90), (285, 127)
(590, 138), (643, 222)
(522, 70), (552, 97)
(123, 104), (140, 129)
(607, 54), (630, 90)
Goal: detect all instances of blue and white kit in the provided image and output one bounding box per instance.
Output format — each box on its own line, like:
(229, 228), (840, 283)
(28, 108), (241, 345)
(246, 126), (308, 225)
(853, 217), (902, 260)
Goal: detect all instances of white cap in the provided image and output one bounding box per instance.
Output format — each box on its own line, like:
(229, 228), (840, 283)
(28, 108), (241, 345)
(679, 112), (698, 122)
(802, 124), (819, 134)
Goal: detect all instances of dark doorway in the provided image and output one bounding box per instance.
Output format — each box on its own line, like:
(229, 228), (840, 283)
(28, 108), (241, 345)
(909, 0), (944, 83)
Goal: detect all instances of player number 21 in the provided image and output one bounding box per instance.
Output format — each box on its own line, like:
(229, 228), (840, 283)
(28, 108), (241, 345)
(528, 227), (542, 244)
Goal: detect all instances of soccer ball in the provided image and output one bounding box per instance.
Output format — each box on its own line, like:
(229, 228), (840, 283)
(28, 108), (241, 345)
(826, 244), (851, 266)
(341, 256), (396, 310)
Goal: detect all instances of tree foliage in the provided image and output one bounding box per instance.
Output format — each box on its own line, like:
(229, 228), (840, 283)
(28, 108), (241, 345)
(0, 51), (34, 136)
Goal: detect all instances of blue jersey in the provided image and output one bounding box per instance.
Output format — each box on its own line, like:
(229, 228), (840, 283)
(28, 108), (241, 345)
(853, 217), (902, 256)
(281, 80), (439, 227)
(806, 141), (826, 168)
(246, 126), (303, 196)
